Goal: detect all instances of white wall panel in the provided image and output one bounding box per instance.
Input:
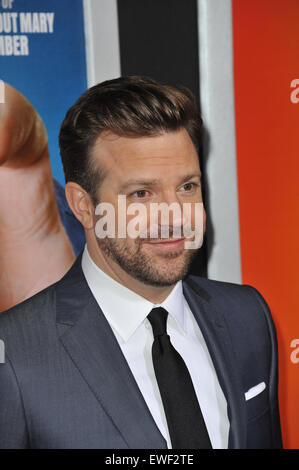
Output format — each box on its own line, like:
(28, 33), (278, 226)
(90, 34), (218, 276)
(197, 0), (242, 283)
(83, 0), (121, 87)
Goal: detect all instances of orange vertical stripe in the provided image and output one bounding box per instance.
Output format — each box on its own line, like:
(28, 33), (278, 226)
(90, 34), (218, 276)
(232, 0), (299, 448)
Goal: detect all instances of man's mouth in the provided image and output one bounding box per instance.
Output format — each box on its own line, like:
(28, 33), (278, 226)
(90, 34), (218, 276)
(144, 238), (185, 251)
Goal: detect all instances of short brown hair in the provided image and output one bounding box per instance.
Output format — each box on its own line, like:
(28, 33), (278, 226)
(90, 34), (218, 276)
(59, 75), (202, 204)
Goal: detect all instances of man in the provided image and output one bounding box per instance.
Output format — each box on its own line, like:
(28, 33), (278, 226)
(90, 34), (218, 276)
(0, 83), (84, 312)
(0, 76), (282, 448)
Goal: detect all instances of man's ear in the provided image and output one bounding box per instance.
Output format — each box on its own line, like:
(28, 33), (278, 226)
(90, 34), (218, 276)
(65, 182), (95, 230)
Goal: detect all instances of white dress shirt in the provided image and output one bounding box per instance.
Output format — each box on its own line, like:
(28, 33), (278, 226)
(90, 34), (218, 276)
(81, 244), (230, 448)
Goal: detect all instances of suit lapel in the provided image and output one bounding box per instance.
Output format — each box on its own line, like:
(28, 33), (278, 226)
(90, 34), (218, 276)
(183, 277), (247, 449)
(55, 255), (167, 449)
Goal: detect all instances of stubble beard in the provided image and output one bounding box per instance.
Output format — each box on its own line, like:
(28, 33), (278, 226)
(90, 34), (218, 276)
(97, 236), (198, 287)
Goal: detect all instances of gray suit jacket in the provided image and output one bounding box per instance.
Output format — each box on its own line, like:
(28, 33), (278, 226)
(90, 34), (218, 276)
(0, 254), (282, 448)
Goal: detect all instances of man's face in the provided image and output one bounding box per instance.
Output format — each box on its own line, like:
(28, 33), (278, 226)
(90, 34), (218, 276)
(91, 128), (205, 286)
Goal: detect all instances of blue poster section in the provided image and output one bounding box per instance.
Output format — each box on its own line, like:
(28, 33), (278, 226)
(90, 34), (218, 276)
(0, 0), (87, 185)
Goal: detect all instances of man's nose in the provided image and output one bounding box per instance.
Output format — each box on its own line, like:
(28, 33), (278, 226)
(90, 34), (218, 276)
(157, 192), (186, 229)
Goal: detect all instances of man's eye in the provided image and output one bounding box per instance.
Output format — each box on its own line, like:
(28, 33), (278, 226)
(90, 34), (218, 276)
(180, 182), (198, 192)
(131, 190), (151, 198)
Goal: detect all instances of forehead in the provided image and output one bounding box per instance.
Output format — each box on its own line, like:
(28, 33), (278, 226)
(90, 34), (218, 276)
(91, 128), (200, 181)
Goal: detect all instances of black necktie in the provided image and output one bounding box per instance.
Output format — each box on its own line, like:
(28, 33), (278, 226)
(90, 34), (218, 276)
(147, 306), (212, 449)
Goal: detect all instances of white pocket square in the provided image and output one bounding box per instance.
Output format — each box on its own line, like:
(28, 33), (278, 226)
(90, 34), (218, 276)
(245, 382), (266, 401)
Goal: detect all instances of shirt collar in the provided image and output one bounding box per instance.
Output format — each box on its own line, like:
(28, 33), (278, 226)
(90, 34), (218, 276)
(81, 244), (186, 342)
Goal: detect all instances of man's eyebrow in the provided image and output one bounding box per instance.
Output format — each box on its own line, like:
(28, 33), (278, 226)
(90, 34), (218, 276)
(180, 173), (202, 184)
(119, 179), (161, 191)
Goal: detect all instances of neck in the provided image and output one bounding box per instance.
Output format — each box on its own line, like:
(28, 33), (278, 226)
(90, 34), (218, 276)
(86, 240), (176, 304)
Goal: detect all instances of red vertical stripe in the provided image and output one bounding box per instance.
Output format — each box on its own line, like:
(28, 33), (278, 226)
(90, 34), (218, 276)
(232, 0), (299, 448)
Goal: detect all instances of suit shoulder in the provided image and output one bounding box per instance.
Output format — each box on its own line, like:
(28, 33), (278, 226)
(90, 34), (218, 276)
(184, 274), (274, 333)
(185, 273), (254, 301)
(0, 284), (57, 351)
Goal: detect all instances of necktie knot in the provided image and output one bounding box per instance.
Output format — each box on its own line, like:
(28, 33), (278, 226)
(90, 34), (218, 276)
(147, 307), (168, 338)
